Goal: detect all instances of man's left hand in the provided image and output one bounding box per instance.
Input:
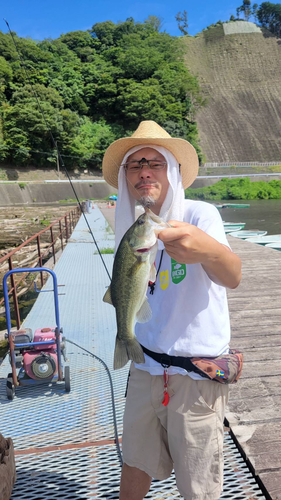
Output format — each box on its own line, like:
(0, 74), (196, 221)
(158, 220), (241, 289)
(158, 220), (214, 264)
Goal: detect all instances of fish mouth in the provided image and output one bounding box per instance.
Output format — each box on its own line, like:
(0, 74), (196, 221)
(147, 212), (161, 224)
(145, 208), (172, 229)
(145, 208), (162, 224)
(135, 240), (156, 253)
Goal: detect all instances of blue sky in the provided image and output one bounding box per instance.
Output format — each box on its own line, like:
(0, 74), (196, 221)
(2, 0), (259, 40)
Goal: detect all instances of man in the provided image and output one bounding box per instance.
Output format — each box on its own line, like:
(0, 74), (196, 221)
(102, 121), (241, 500)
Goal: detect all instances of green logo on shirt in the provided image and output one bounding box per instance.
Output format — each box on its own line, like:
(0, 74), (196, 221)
(171, 259), (186, 284)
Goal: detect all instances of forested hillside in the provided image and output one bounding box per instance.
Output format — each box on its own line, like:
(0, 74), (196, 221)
(2, 15), (281, 169)
(0, 18), (204, 170)
(183, 21), (281, 162)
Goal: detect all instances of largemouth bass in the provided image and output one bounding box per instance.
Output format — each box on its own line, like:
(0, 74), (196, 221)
(103, 210), (169, 369)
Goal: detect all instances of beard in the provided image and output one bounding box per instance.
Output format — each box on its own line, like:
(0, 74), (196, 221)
(138, 195), (156, 208)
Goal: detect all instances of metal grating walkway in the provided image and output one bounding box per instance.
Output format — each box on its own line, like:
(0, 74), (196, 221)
(0, 205), (266, 499)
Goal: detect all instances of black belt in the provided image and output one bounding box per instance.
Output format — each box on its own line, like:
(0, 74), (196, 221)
(140, 344), (210, 379)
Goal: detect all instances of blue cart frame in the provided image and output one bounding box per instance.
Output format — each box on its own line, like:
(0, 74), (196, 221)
(3, 267), (69, 399)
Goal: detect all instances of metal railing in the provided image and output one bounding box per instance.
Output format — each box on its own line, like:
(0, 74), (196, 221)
(202, 161), (281, 167)
(0, 206), (80, 329)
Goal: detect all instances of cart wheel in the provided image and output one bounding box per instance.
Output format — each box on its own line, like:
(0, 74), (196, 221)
(6, 373), (15, 400)
(64, 366), (71, 393)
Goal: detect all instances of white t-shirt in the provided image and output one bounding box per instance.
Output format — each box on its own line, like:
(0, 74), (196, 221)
(135, 199), (231, 378)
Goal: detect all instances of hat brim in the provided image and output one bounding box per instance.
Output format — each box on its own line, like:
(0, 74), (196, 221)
(102, 137), (199, 189)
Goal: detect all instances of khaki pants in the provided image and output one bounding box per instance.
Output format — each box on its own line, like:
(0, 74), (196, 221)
(122, 363), (229, 500)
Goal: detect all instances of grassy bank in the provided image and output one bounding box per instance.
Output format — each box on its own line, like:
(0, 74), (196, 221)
(185, 177), (281, 200)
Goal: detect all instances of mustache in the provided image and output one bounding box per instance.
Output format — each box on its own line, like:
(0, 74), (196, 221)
(134, 181), (157, 189)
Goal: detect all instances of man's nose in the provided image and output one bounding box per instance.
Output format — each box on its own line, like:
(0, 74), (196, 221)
(140, 164), (151, 177)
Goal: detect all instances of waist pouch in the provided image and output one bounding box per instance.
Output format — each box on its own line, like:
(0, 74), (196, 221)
(140, 345), (243, 384)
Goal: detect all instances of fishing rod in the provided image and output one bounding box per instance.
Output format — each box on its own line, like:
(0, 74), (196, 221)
(4, 18), (125, 465)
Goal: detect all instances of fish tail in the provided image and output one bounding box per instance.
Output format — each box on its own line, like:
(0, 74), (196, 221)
(114, 337), (129, 370)
(114, 337), (145, 370)
(127, 338), (145, 365)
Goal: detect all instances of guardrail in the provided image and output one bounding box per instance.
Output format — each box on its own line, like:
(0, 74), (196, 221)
(203, 161), (281, 167)
(0, 206), (81, 329)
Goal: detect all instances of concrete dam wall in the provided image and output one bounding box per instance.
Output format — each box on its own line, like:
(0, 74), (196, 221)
(0, 181), (116, 206)
(1, 174), (281, 205)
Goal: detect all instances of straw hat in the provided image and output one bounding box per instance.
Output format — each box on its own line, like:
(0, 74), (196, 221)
(102, 120), (199, 189)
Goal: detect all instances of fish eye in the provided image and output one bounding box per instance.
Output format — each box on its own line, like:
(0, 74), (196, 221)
(138, 217), (145, 225)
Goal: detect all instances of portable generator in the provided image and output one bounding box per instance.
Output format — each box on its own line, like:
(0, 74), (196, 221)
(3, 267), (70, 400)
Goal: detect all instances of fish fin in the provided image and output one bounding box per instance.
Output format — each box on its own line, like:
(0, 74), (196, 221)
(149, 263), (157, 283)
(103, 285), (113, 305)
(136, 297), (152, 323)
(127, 338), (145, 364)
(114, 337), (145, 370)
(114, 337), (129, 369)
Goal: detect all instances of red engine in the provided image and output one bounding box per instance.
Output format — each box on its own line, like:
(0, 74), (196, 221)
(23, 327), (59, 380)
(33, 327), (57, 350)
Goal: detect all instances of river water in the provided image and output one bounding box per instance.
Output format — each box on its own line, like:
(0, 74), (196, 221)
(211, 199), (281, 235)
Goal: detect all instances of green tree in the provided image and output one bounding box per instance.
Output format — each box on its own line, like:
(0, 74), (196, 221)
(243, 0), (252, 21)
(90, 21), (119, 47)
(175, 11), (188, 35)
(252, 3), (259, 20)
(0, 56), (13, 85)
(0, 56), (13, 103)
(60, 30), (95, 51)
(185, 177), (281, 200)
(59, 31), (99, 63)
(70, 118), (116, 168)
(2, 84), (82, 166)
(144, 16), (164, 32)
(11, 83), (64, 109)
(0, 19), (205, 169)
(0, 32), (18, 61)
(49, 65), (88, 113)
(257, 2), (281, 35)
(236, 0), (252, 20)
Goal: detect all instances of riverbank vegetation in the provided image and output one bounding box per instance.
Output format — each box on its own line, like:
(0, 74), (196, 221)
(185, 177), (281, 200)
(0, 18), (204, 169)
